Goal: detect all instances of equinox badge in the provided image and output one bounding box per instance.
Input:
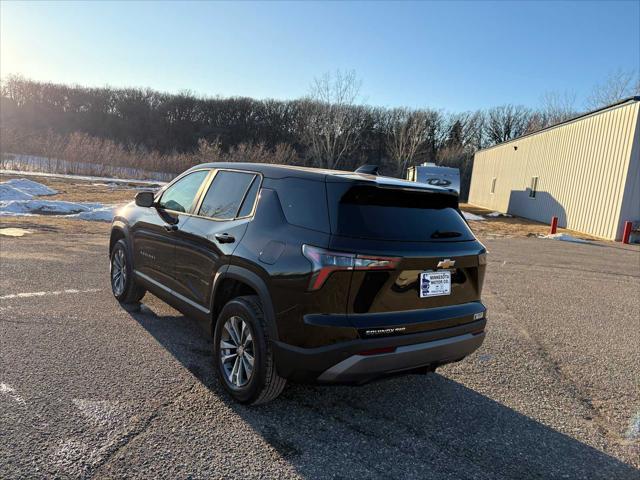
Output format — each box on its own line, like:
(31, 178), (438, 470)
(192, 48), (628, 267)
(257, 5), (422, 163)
(437, 259), (456, 269)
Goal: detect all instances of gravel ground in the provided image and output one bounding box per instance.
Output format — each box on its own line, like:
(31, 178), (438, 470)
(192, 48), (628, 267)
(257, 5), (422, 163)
(1, 232), (638, 479)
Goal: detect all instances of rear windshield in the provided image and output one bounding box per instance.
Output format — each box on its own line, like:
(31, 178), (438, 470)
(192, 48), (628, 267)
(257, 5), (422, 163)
(326, 183), (474, 242)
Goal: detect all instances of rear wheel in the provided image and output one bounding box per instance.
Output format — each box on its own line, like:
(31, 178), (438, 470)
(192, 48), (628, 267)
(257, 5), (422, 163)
(214, 295), (286, 404)
(110, 239), (145, 305)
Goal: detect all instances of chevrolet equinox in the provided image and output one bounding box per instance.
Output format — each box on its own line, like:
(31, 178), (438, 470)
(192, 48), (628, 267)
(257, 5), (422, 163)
(109, 163), (487, 404)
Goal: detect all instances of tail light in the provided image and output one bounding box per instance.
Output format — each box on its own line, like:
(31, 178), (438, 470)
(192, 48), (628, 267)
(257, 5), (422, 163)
(302, 244), (400, 291)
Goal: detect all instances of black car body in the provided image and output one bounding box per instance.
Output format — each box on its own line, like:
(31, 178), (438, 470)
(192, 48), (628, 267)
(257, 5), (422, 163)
(109, 163), (487, 403)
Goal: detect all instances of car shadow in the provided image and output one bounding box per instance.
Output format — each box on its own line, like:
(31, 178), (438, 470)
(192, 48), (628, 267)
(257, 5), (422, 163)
(127, 303), (639, 480)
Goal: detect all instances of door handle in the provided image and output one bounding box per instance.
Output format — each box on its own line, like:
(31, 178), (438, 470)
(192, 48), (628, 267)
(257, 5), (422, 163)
(215, 233), (235, 244)
(163, 224), (179, 232)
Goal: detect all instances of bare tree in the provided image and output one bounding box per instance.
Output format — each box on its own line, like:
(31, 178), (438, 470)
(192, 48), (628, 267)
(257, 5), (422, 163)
(385, 108), (430, 176)
(586, 69), (640, 110)
(302, 70), (364, 169)
(540, 90), (577, 126)
(485, 105), (532, 144)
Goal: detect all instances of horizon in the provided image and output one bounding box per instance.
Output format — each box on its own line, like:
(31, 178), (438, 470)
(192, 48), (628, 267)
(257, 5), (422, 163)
(1, 1), (639, 112)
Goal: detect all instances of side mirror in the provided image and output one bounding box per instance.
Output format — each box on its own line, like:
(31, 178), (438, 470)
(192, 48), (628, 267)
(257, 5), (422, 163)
(135, 191), (155, 208)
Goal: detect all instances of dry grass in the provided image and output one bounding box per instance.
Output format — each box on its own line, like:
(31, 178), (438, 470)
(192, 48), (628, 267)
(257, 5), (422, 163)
(0, 215), (110, 236)
(460, 203), (600, 240)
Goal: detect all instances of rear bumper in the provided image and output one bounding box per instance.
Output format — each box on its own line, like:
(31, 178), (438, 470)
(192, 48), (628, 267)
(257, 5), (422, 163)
(318, 332), (484, 382)
(273, 317), (486, 383)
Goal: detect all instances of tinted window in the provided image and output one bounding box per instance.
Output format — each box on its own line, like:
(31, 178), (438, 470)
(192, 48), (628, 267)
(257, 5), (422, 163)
(199, 170), (256, 219)
(269, 178), (329, 232)
(237, 176), (260, 217)
(327, 183), (474, 242)
(158, 170), (209, 213)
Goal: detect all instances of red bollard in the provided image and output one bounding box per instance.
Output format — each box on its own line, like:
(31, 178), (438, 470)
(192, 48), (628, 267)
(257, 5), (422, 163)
(622, 221), (632, 244)
(550, 216), (558, 234)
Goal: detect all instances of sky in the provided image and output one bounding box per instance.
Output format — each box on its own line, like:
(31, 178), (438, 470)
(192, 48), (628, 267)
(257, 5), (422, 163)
(1, 1), (639, 112)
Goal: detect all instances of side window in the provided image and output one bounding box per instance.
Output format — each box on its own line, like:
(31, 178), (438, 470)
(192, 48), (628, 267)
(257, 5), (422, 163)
(237, 176), (260, 217)
(198, 171), (256, 220)
(272, 178), (330, 232)
(490, 177), (497, 194)
(529, 176), (538, 198)
(158, 170), (209, 213)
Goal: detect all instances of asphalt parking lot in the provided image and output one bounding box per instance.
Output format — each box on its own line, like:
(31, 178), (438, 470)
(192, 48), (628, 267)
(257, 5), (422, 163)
(1, 232), (639, 479)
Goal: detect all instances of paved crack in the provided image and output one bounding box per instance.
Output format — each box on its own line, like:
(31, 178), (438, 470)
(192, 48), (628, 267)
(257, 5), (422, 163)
(486, 289), (629, 446)
(87, 383), (199, 477)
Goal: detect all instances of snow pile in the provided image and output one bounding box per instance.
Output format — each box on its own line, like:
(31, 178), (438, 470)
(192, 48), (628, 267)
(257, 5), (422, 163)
(0, 199), (120, 222)
(1, 199), (98, 215)
(0, 184), (34, 201)
(73, 205), (120, 222)
(486, 211), (512, 218)
(0, 177), (120, 222)
(1, 178), (57, 196)
(462, 211), (485, 221)
(540, 233), (591, 244)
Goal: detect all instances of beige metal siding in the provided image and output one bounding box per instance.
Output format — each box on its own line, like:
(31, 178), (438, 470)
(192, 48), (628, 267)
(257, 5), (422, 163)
(468, 101), (640, 240)
(617, 117), (640, 238)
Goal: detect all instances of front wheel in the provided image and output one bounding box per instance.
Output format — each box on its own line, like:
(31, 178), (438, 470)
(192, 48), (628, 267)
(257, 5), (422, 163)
(214, 295), (286, 404)
(110, 239), (145, 305)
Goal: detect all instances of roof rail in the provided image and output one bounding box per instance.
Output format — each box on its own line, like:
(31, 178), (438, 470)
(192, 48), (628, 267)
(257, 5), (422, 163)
(354, 165), (380, 175)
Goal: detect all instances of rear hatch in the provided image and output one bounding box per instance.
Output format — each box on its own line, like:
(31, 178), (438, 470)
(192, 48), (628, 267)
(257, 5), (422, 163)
(325, 178), (486, 335)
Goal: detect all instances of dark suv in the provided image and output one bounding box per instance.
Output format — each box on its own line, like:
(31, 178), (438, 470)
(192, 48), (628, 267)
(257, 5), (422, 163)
(109, 163), (487, 404)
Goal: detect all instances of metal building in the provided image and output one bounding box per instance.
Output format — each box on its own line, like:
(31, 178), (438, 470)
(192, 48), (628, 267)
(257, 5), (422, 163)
(468, 97), (640, 240)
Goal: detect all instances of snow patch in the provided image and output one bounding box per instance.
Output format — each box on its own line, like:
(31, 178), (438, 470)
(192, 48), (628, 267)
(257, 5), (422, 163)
(0, 227), (32, 237)
(539, 233), (591, 244)
(462, 211), (485, 221)
(486, 211), (512, 218)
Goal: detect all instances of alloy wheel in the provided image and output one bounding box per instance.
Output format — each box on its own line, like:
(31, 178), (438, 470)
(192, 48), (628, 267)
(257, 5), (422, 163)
(220, 315), (254, 388)
(111, 247), (126, 296)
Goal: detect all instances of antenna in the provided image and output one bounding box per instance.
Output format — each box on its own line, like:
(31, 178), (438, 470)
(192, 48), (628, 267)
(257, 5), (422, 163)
(354, 165), (379, 175)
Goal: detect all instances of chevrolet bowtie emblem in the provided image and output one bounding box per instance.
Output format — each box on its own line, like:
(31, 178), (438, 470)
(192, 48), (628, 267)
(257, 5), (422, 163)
(437, 259), (456, 269)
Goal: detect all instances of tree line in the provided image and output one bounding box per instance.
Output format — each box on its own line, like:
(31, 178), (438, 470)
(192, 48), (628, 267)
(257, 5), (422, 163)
(1, 71), (637, 198)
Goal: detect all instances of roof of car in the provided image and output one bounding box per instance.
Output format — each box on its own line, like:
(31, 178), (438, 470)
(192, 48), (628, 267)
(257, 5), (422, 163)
(186, 162), (456, 194)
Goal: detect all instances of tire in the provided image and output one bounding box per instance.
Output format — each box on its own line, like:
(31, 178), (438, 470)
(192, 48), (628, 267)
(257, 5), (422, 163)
(110, 239), (146, 305)
(213, 295), (286, 405)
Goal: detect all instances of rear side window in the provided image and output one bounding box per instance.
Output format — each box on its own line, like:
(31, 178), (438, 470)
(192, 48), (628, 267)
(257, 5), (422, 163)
(158, 170), (209, 213)
(198, 170), (256, 220)
(326, 183), (475, 242)
(269, 178), (329, 232)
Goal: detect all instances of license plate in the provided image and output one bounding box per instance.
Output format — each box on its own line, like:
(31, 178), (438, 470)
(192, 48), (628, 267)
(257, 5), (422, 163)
(420, 270), (451, 298)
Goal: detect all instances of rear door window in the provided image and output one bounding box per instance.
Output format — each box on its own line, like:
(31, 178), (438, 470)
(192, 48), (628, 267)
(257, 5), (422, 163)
(327, 183), (474, 242)
(237, 176), (260, 217)
(198, 170), (256, 220)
